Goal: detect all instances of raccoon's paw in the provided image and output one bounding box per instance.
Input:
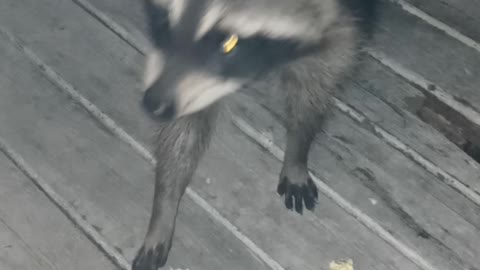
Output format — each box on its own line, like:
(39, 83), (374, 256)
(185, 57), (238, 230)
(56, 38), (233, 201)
(132, 244), (169, 270)
(277, 167), (318, 214)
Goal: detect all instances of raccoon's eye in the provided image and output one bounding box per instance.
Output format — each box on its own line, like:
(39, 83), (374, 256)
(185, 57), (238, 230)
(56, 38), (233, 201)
(222, 34), (239, 54)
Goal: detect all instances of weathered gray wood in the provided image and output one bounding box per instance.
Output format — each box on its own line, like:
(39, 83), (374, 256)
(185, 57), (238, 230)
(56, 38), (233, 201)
(339, 59), (480, 197)
(0, 0), (154, 144)
(0, 153), (116, 270)
(74, 0), (151, 50)
(404, 0), (480, 42)
(0, 223), (46, 270)
(373, 0), (480, 112)
(0, 0), (428, 269)
(0, 31), (271, 270)
(231, 91), (480, 270)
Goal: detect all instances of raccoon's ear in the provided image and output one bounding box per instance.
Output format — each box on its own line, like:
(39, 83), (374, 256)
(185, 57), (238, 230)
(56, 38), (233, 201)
(216, 0), (341, 43)
(144, 0), (171, 47)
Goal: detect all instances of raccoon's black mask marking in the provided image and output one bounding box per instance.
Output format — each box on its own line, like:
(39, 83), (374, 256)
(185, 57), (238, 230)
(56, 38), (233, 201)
(194, 29), (314, 78)
(143, 0), (320, 81)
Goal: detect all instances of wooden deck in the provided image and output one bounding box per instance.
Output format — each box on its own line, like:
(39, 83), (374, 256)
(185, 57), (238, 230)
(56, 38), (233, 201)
(0, 0), (479, 269)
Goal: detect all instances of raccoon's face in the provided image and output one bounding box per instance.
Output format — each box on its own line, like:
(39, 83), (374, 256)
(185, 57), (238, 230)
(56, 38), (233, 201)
(142, 0), (338, 120)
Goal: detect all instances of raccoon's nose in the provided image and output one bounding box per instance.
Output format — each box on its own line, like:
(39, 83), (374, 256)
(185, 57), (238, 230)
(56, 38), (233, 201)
(142, 90), (176, 121)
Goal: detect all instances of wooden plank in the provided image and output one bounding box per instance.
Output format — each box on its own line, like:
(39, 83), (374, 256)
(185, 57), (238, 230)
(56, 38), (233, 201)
(339, 59), (480, 197)
(0, 0), (427, 269)
(0, 0), (153, 144)
(0, 153), (116, 270)
(0, 225), (48, 270)
(322, 114), (480, 266)
(0, 31), (271, 270)
(0, 222), (49, 270)
(373, 0), (480, 112)
(73, 0), (151, 51)
(230, 91), (480, 270)
(403, 0), (480, 42)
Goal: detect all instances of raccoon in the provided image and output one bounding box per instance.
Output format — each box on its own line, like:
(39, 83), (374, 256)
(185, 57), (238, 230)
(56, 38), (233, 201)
(133, 0), (377, 269)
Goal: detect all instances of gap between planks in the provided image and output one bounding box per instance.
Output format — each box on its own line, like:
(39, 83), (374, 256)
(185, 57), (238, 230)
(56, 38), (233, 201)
(333, 96), (480, 206)
(71, 0), (148, 55)
(381, 0), (480, 129)
(0, 25), (286, 270)
(60, 0), (477, 268)
(367, 50), (480, 128)
(0, 136), (131, 270)
(388, 0), (480, 54)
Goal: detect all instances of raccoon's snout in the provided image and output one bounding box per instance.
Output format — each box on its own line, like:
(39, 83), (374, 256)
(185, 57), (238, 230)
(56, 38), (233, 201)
(142, 88), (176, 121)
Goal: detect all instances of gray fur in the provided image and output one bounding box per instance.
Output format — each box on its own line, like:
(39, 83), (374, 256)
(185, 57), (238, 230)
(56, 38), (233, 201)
(134, 0), (377, 269)
(133, 104), (218, 270)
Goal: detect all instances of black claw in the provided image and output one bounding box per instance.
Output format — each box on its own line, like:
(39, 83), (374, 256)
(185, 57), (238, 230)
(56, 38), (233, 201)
(132, 245), (167, 270)
(277, 177), (287, 195)
(307, 178), (318, 199)
(303, 187), (315, 210)
(285, 188), (294, 210)
(303, 178), (319, 210)
(293, 186), (303, 214)
(277, 176), (319, 214)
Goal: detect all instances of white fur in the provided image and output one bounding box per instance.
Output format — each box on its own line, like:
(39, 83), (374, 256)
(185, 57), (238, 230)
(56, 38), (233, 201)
(195, 4), (225, 40)
(169, 0), (187, 25)
(143, 49), (165, 89)
(151, 0), (187, 25)
(174, 71), (242, 116)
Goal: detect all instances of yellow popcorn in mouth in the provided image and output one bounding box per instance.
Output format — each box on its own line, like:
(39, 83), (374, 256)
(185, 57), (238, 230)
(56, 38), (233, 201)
(222, 34), (239, 53)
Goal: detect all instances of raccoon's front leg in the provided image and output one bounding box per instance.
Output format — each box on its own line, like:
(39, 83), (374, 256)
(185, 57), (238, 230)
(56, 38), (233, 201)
(132, 107), (217, 270)
(277, 74), (330, 214)
(277, 124), (319, 214)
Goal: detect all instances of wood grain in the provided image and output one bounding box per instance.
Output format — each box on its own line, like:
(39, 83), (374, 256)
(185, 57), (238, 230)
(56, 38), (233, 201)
(0, 153), (116, 270)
